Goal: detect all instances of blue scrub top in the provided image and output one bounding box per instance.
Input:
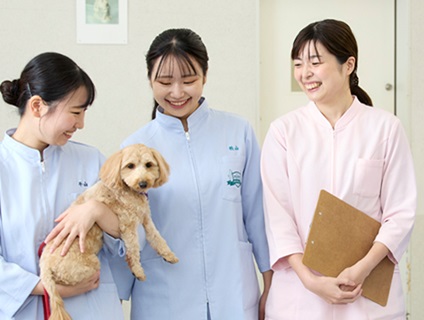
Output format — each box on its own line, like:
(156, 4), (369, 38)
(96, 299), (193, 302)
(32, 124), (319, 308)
(0, 130), (124, 320)
(111, 98), (270, 320)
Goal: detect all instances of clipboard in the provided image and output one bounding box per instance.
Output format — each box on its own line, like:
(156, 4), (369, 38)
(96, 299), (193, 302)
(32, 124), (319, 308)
(302, 190), (395, 306)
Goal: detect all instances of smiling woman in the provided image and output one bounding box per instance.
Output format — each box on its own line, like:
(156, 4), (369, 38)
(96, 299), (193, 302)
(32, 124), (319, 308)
(109, 28), (273, 320)
(0, 53), (95, 152)
(0, 52), (125, 320)
(260, 19), (416, 320)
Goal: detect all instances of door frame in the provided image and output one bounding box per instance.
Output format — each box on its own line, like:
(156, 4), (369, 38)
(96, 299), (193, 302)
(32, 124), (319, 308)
(395, 1), (412, 318)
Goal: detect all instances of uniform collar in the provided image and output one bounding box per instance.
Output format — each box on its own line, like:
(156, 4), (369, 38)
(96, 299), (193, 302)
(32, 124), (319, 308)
(308, 96), (363, 130)
(3, 128), (59, 162)
(155, 97), (209, 133)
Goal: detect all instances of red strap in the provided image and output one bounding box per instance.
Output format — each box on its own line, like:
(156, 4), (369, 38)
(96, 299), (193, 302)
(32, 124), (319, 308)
(38, 242), (51, 320)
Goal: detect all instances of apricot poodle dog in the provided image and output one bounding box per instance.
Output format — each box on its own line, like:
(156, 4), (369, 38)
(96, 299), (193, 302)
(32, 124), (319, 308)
(39, 143), (178, 320)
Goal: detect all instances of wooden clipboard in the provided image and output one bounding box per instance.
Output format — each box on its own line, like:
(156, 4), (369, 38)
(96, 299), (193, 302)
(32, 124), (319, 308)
(302, 190), (395, 306)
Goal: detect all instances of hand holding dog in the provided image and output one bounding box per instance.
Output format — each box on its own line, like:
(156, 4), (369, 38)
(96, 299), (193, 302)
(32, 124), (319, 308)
(45, 199), (120, 256)
(39, 144), (178, 319)
(33, 270), (100, 297)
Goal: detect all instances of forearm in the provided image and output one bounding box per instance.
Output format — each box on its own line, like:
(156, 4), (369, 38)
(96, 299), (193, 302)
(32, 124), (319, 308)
(31, 281), (44, 295)
(287, 253), (314, 287)
(262, 270), (273, 292)
(89, 200), (120, 238)
(354, 242), (389, 278)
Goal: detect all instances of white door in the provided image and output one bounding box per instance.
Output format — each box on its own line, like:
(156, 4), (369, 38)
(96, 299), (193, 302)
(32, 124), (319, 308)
(260, 0), (395, 142)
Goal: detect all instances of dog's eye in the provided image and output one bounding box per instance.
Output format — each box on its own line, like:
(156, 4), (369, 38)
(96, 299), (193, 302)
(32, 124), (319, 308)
(127, 163), (135, 169)
(145, 162), (152, 168)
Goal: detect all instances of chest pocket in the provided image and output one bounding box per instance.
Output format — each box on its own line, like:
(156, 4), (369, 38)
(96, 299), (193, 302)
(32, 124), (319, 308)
(221, 156), (245, 202)
(353, 159), (384, 198)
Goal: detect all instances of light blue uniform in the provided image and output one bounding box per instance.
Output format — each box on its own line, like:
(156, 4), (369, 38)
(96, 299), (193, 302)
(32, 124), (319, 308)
(111, 98), (270, 320)
(0, 130), (125, 320)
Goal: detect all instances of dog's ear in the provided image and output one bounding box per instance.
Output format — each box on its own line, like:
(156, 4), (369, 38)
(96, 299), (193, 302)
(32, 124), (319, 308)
(99, 150), (124, 189)
(151, 148), (170, 187)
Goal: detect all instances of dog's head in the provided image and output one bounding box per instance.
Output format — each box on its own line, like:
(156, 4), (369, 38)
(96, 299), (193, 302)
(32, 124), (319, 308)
(99, 144), (170, 193)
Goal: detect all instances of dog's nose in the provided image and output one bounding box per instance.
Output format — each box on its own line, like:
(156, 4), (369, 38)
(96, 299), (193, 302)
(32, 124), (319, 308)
(139, 181), (148, 189)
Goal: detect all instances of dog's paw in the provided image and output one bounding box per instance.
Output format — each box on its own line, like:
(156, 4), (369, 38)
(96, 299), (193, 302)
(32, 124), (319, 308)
(131, 266), (146, 281)
(163, 252), (179, 264)
(133, 271), (146, 282)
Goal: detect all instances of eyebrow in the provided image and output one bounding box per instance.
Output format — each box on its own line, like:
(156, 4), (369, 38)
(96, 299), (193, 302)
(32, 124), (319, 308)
(156, 73), (199, 79)
(294, 53), (322, 61)
(309, 54), (321, 59)
(69, 105), (88, 109)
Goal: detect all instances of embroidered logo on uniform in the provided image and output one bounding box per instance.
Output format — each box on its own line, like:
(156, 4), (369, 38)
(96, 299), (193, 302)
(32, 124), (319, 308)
(228, 145), (239, 151)
(78, 180), (88, 187)
(227, 170), (242, 188)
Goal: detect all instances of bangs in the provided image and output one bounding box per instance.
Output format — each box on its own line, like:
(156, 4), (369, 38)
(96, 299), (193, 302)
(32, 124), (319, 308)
(154, 52), (198, 79)
(292, 38), (321, 61)
(82, 80), (96, 107)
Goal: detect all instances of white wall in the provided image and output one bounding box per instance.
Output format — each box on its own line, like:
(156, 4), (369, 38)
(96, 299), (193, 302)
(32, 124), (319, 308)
(0, 0), (260, 157)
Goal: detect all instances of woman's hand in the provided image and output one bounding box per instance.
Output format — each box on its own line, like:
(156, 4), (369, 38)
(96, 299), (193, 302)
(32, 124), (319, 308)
(259, 270), (273, 320)
(57, 271), (101, 298)
(337, 262), (369, 292)
(32, 271), (101, 297)
(287, 253), (362, 304)
(306, 273), (362, 304)
(44, 199), (120, 256)
(44, 200), (98, 255)
(338, 241), (390, 292)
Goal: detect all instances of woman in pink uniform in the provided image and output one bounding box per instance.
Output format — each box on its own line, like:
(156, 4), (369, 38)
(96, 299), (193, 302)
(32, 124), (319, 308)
(260, 19), (416, 320)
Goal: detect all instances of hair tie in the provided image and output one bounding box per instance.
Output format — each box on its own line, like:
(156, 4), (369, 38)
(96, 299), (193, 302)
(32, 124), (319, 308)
(351, 73), (359, 87)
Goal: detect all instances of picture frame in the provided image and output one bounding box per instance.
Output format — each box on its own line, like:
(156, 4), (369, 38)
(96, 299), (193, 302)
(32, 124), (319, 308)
(76, 0), (128, 44)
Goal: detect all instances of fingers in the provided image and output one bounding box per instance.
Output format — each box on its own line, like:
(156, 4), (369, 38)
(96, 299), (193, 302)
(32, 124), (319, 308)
(341, 285), (363, 303)
(44, 210), (69, 244)
(79, 232), (86, 254)
(49, 229), (68, 253)
(86, 270), (101, 290)
(44, 224), (62, 244)
(333, 284), (363, 304)
(54, 210), (69, 222)
(93, 271), (101, 288)
(337, 277), (356, 288)
(57, 271), (101, 298)
(60, 229), (80, 256)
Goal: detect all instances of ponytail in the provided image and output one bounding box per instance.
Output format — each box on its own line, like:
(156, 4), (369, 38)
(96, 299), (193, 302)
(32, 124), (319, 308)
(350, 72), (373, 106)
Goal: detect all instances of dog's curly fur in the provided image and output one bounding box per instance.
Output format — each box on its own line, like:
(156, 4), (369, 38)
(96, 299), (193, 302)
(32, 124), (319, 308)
(39, 144), (178, 320)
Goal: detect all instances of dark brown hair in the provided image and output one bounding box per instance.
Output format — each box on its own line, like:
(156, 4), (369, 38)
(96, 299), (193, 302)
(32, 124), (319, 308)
(291, 19), (373, 106)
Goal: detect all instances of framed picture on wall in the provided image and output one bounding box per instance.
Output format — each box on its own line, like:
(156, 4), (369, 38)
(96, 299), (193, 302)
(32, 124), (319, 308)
(76, 0), (128, 44)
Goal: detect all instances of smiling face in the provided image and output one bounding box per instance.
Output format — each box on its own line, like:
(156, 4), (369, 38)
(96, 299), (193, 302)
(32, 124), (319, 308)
(293, 41), (354, 108)
(150, 55), (206, 127)
(36, 86), (88, 149)
(13, 85), (89, 152)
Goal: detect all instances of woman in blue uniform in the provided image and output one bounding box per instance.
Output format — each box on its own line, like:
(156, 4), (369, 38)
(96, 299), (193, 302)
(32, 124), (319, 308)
(0, 52), (124, 320)
(111, 28), (272, 320)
